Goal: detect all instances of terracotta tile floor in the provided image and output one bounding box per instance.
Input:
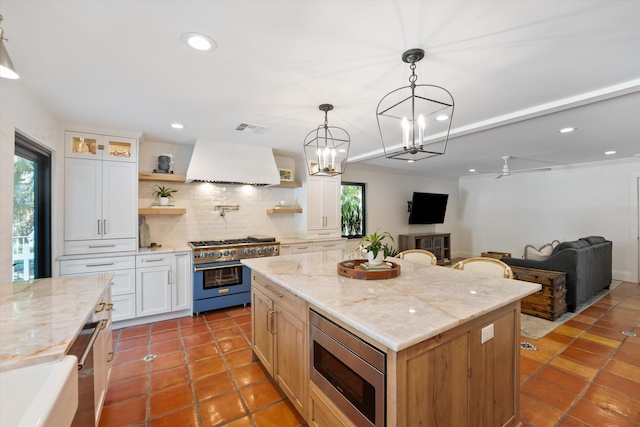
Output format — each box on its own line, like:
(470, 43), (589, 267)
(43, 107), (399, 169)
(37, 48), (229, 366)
(101, 282), (639, 426)
(99, 306), (306, 427)
(520, 281), (640, 426)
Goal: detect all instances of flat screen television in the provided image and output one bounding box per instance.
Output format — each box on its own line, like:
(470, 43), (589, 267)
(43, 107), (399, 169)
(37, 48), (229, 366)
(408, 192), (448, 224)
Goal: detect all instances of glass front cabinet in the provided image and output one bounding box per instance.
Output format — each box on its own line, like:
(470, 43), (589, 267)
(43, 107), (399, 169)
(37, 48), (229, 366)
(66, 131), (137, 163)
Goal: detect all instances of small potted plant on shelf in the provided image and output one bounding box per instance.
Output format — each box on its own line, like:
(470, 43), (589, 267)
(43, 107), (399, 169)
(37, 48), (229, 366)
(359, 229), (395, 265)
(152, 185), (177, 206)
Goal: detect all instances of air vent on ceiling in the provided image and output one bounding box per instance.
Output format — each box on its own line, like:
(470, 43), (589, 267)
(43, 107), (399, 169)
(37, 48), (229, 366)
(235, 123), (269, 134)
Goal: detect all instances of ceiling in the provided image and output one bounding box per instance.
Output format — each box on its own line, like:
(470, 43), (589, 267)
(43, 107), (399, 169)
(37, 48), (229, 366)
(2, 0), (639, 178)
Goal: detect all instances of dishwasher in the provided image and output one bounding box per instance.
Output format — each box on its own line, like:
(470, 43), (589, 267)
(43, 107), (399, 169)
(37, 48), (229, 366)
(67, 320), (103, 427)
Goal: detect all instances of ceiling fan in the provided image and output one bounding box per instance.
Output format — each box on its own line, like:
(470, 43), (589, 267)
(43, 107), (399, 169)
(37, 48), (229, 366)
(478, 156), (553, 179)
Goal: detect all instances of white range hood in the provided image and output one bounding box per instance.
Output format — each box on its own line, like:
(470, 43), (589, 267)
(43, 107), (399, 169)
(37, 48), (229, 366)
(186, 139), (280, 186)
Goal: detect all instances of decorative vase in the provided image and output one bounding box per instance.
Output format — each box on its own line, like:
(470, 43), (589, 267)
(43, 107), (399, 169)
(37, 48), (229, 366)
(367, 251), (385, 265)
(159, 197), (169, 206)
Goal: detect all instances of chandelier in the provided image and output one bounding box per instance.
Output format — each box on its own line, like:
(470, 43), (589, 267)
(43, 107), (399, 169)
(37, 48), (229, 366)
(303, 104), (350, 176)
(376, 48), (454, 162)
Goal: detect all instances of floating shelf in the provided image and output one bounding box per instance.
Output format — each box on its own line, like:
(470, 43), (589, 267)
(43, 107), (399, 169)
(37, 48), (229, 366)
(139, 207), (187, 215)
(274, 181), (301, 188)
(266, 208), (303, 214)
(139, 172), (186, 182)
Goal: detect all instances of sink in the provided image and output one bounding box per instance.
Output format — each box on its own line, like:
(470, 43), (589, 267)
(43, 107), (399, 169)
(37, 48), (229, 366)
(0, 356), (78, 427)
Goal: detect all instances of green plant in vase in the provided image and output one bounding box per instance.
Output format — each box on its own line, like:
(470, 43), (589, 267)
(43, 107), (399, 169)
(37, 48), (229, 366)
(152, 185), (177, 205)
(360, 229), (395, 264)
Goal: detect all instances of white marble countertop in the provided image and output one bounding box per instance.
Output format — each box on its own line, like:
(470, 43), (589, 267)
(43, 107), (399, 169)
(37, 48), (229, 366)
(56, 245), (191, 261)
(0, 274), (113, 372)
(242, 251), (540, 352)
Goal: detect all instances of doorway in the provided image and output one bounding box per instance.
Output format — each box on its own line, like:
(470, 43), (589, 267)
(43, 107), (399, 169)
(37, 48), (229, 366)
(12, 132), (52, 281)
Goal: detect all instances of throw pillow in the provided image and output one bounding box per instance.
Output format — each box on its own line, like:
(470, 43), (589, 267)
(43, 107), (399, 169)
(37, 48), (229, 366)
(523, 243), (553, 261)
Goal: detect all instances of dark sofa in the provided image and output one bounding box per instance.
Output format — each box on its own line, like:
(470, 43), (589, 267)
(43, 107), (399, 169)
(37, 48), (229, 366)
(501, 236), (612, 312)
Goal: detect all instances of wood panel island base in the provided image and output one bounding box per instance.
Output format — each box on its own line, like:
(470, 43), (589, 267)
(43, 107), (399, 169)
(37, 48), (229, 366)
(242, 252), (540, 427)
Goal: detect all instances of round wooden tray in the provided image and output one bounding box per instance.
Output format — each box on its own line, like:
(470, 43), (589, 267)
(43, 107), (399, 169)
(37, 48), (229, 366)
(337, 259), (401, 280)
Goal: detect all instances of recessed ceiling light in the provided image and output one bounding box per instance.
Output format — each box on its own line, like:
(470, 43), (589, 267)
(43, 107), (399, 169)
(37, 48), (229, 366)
(171, 123), (184, 129)
(407, 159), (415, 163)
(559, 127), (576, 133)
(435, 115), (449, 121)
(605, 150), (616, 155)
(469, 168), (476, 172)
(181, 32), (217, 51)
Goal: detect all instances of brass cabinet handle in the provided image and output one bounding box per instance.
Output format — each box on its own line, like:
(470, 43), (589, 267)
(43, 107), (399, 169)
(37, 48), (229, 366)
(266, 308), (272, 332)
(107, 352), (114, 363)
(100, 319), (109, 330)
(94, 302), (106, 313)
(106, 303), (113, 311)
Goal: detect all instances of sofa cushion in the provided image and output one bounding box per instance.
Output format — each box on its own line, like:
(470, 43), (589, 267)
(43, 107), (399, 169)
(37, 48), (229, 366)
(582, 236), (606, 245)
(552, 239), (590, 255)
(524, 243), (553, 261)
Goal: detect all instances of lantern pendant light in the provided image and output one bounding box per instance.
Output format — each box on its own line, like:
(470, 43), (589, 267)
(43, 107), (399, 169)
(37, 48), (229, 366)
(303, 104), (350, 176)
(376, 48), (454, 162)
(0, 15), (19, 79)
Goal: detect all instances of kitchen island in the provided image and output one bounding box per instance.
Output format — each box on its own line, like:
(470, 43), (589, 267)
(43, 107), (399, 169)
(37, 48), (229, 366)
(242, 251), (540, 427)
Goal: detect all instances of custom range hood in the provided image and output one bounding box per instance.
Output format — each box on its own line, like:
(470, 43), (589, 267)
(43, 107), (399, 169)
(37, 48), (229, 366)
(186, 139), (280, 186)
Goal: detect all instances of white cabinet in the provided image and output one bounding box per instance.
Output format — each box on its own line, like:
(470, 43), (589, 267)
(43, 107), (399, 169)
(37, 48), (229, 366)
(136, 252), (192, 318)
(65, 131), (137, 162)
(312, 239), (346, 252)
(295, 175), (341, 240)
(136, 254), (173, 317)
(64, 131), (138, 255)
(92, 288), (113, 426)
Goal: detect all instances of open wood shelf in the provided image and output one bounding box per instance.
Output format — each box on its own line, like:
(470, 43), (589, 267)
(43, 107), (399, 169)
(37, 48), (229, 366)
(139, 172), (186, 182)
(274, 181), (301, 188)
(139, 207), (187, 215)
(266, 208), (303, 214)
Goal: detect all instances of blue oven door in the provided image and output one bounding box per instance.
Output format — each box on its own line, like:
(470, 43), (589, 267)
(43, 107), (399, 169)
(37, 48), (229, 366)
(193, 262), (251, 314)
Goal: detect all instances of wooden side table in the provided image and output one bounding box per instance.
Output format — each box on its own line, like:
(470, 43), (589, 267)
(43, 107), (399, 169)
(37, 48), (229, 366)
(511, 266), (568, 320)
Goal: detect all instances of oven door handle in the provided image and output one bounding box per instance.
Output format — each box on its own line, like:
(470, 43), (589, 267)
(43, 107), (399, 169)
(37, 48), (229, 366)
(194, 263), (244, 272)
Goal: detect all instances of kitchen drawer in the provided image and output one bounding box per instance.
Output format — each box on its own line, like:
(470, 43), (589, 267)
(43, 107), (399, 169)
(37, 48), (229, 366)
(136, 253), (173, 268)
(111, 294), (136, 322)
(64, 238), (137, 255)
(252, 272), (305, 319)
(292, 243), (312, 254)
(60, 255), (136, 275)
(312, 240), (346, 252)
(308, 230), (341, 240)
(110, 269), (136, 296)
(280, 244), (292, 255)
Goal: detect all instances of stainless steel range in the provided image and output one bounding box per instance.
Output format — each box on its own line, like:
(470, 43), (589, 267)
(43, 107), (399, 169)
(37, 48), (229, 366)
(189, 236), (279, 315)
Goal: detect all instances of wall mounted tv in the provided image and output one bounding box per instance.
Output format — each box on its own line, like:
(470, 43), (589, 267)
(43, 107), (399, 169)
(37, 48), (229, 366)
(408, 192), (449, 224)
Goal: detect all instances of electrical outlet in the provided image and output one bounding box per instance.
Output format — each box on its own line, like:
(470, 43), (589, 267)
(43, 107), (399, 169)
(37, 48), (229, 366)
(481, 323), (494, 344)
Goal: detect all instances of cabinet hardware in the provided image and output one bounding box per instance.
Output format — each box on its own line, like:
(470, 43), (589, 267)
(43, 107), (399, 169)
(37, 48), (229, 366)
(88, 245), (115, 249)
(86, 262), (114, 267)
(94, 302), (106, 313)
(107, 352), (114, 363)
(100, 319), (109, 330)
(97, 220), (101, 235)
(266, 308), (273, 332)
(144, 258), (164, 263)
(167, 270), (171, 285)
(298, 246), (309, 250)
(218, 289), (230, 294)
(106, 303), (113, 311)
(98, 144), (105, 150)
(77, 321), (102, 370)
(318, 233), (330, 236)
(103, 219), (108, 234)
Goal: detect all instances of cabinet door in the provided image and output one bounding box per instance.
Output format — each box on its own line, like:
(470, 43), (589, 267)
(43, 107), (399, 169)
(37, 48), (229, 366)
(102, 161), (137, 240)
(280, 245), (292, 255)
(103, 135), (137, 163)
(172, 252), (192, 312)
(65, 131), (103, 160)
(307, 177), (325, 230)
(251, 287), (275, 374)
(65, 158), (102, 241)
(136, 266), (172, 317)
(274, 305), (308, 418)
(322, 177), (341, 230)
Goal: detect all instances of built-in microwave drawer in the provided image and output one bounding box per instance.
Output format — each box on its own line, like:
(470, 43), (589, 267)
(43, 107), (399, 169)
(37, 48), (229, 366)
(60, 255), (136, 275)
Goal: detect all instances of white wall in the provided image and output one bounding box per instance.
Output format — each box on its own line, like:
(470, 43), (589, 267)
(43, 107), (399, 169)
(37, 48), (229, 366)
(458, 158), (640, 282)
(137, 141), (302, 246)
(0, 80), (62, 282)
(342, 164), (460, 254)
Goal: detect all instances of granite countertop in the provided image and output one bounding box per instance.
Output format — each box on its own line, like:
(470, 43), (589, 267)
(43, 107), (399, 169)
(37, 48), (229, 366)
(242, 251), (540, 352)
(0, 274), (113, 372)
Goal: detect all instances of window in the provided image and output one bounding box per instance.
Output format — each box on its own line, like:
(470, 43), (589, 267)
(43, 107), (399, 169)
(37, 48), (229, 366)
(13, 132), (52, 281)
(341, 182), (365, 238)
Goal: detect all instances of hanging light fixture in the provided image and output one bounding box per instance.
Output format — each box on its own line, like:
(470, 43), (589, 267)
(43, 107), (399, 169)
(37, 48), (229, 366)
(303, 104), (350, 176)
(376, 48), (453, 162)
(0, 15), (19, 79)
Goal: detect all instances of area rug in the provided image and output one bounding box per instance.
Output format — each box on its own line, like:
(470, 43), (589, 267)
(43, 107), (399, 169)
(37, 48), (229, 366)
(520, 280), (622, 340)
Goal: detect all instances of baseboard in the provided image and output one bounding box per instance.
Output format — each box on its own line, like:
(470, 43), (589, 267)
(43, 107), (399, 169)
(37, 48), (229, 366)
(112, 308), (192, 329)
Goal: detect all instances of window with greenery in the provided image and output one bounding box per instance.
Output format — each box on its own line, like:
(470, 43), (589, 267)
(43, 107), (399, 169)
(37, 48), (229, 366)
(341, 182), (365, 238)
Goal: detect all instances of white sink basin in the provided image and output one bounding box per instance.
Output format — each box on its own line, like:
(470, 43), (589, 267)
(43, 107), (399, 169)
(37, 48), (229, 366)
(0, 356), (78, 427)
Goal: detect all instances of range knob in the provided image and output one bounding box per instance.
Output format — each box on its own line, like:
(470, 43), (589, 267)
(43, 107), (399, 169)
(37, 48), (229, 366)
(244, 248), (250, 255)
(251, 248), (256, 254)
(217, 251), (223, 258)
(268, 246), (274, 252)
(258, 248), (263, 254)
(208, 251), (214, 258)
(224, 250), (229, 256)
(231, 249), (236, 256)
(200, 252), (207, 258)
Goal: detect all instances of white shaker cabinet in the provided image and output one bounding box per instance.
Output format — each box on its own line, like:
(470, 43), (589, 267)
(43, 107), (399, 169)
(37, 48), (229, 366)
(64, 131), (139, 255)
(172, 251), (192, 312)
(136, 254), (173, 317)
(295, 175), (341, 240)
